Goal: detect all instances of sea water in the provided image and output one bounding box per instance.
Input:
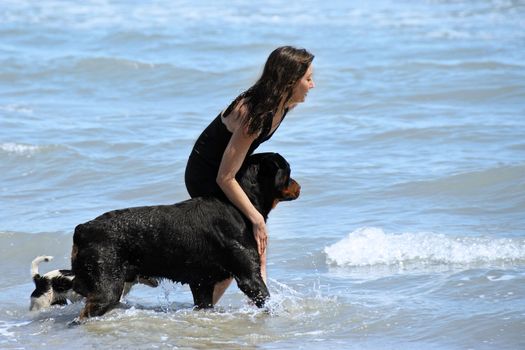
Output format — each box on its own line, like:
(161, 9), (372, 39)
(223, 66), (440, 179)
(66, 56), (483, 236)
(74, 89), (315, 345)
(1, 0), (524, 349)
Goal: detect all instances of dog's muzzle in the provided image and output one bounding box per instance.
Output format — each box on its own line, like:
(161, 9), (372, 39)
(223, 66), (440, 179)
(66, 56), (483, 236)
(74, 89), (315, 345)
(281, 179), (301, 201)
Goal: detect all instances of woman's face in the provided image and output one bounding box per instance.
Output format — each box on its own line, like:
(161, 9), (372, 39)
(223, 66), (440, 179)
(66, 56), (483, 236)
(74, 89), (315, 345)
(289, 64), (315, 105)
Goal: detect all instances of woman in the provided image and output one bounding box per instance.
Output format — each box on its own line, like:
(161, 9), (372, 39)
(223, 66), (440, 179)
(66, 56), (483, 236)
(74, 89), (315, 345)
(185, 46), (315, 305)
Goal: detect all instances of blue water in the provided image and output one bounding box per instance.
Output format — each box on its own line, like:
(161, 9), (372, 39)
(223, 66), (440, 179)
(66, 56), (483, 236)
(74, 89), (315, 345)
(1, 1), (525, 349)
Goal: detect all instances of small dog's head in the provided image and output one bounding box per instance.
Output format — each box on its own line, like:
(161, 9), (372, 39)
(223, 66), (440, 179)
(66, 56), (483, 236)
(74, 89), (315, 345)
(30, 256), (74, 311)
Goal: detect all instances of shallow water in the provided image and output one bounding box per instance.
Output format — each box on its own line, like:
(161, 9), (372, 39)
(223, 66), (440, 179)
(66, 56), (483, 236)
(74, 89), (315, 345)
(1, 0), (525, 349)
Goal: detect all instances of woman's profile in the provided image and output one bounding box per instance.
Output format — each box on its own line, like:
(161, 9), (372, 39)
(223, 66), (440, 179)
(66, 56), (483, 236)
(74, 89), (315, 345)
(185, 46), (315, 305)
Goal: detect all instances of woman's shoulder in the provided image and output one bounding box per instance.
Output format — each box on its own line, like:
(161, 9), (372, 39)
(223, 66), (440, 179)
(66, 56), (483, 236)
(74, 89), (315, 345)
(222, 97), (249, 118)
(221, 98), (253, 133)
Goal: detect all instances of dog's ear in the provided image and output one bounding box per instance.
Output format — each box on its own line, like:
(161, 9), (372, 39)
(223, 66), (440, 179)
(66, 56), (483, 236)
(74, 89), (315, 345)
(51, 276), (73, 293)
(242, 152), (291, 191)
(32, 274), (48, 289)
(31, 276), (51, 297)
(274, 168), (290, 190)
(259, 154), (291, 190)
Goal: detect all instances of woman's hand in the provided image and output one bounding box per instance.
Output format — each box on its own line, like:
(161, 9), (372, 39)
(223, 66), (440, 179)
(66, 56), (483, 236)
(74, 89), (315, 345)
(252, 215), (268, 256)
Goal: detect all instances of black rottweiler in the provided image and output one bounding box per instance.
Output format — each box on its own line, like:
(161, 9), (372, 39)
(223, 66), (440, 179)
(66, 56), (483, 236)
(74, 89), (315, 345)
(71, 153), (300, 319)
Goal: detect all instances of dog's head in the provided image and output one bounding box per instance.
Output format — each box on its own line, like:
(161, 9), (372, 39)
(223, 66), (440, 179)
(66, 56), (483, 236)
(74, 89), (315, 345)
(238, 153), (300, 215)
(30, 271), (75, 311)
(29, 256), (75, 311)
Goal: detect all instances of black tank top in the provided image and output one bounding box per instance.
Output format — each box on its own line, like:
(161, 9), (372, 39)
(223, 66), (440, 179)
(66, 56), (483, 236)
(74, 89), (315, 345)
(185, 108), (287, 198)
(192, 106), (287, 168)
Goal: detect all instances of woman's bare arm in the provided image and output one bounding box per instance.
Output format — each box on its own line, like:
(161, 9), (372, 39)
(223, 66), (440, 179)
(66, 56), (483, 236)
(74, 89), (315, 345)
(216, 123), (268, 255)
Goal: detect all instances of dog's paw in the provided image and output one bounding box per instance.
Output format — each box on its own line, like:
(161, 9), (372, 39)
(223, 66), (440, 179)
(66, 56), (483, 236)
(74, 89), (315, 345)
(67, 317), (84, 328)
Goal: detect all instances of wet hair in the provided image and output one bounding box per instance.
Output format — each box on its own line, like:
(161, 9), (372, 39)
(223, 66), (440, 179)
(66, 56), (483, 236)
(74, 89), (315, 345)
(224, 46), (314, 136)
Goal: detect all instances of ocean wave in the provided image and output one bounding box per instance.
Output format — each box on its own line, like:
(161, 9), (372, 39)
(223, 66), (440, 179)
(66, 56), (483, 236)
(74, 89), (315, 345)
(0, 104), (33, 115)
(72, 56), (156, 72)
(0, 320), (31, 342)
(0, 1), (332, 30)
(2, 0), (519, 37)
(28, 56), (217, 87)
(324, 227), (525, 267)
(390, 164), (525, 198)
(0, 142), (44, 156)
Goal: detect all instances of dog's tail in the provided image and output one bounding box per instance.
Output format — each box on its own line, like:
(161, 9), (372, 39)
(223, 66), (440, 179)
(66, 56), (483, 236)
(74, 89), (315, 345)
(31, 255), (53, 279)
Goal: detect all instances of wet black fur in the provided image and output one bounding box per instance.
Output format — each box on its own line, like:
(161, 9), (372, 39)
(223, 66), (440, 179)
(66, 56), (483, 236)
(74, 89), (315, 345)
(71, 153), (300, 318)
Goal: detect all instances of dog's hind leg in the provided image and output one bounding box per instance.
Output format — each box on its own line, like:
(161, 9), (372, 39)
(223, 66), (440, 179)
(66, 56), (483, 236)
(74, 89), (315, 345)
(80, 277), (125, 319)
(74, 252), (126, 319)
(189, 283), (214, 309)
(70, 274), (125, 324)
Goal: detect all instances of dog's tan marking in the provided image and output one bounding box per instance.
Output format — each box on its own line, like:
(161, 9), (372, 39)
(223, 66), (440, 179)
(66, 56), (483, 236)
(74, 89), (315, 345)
(71, 244), (78, 262)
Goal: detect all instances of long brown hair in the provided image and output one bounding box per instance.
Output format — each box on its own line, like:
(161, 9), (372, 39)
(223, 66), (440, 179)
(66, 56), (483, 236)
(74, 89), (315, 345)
(225, 46), (314, 136)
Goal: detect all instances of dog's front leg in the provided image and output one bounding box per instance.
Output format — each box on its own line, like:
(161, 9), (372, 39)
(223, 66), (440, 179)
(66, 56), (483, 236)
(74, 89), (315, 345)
(190, 283), (214, 309)
(235, 273), (270, 308)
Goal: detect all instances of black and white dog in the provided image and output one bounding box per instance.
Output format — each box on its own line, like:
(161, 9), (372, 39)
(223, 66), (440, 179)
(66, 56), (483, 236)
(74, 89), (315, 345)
(30, 255), (158, 311)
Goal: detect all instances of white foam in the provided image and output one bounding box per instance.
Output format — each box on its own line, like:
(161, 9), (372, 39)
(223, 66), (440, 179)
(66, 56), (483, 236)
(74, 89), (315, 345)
(0, 142), (42, 156)
(324, 227), (525, 267)
(0, 320), (30, 342)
